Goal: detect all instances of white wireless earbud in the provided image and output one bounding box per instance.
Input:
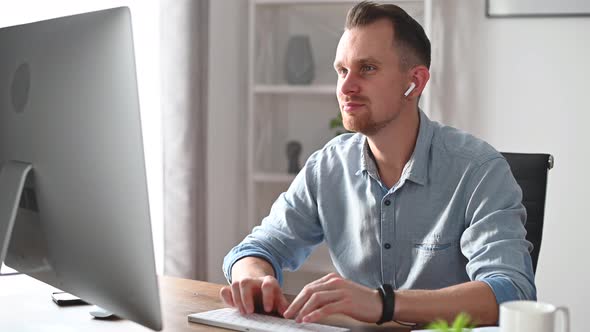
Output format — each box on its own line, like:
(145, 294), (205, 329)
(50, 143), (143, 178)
(403, 82), (416, 97)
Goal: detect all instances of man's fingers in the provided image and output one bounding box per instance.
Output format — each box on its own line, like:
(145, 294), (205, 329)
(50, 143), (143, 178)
(302, 301), (342, 323)
(277, 292), (290, 316)
(220, 286), (235, 307)
(239, 280), (256, 314)
(231, 282), (246, 314)
(308, 272), (340, 287)
(284, 280), (333, 318)
(283, 291), (306, 318)
(295, 290), (342, 323)
(223, 277), (283, 316)
(284, 273), (346, 319)
(260, 276), (289, 315)
(260, 277), (277, 312)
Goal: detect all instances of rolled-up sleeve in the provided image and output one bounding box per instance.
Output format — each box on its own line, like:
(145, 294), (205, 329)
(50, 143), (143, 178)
(460, 156), (537, 304)
(223, 155), (324, 286)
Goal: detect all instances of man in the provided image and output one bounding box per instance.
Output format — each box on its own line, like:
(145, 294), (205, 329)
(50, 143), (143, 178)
(220, 1), (535, 326)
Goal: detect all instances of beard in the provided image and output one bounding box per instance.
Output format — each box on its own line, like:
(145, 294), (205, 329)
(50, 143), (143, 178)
(342, 107), (400, 136)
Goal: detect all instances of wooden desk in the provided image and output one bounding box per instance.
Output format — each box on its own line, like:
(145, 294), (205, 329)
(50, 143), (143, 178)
(0, 274), (411, 331)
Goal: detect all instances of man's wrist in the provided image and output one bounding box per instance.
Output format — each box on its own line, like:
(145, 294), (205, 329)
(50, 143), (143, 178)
(376, 284), (395, 325)
(231, 256), (276, 282)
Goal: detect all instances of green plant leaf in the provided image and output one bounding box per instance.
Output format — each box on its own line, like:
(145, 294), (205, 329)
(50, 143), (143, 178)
(329, 112), (353, 137)
(427, 312), (474, 332)
(329, 117), (342, 129)
(426, 319), (449, 332)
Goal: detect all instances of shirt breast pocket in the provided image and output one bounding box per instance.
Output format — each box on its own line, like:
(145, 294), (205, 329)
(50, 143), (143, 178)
(405, 234), (468, 290)
(413, 235), (458, 259)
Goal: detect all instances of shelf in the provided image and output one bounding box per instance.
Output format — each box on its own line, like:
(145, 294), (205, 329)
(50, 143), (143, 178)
(254, 84), (336, 95)
(253, 172), (297, 183)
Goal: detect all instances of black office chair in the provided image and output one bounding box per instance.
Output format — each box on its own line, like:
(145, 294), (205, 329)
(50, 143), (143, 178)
(501, 153), (553, 274)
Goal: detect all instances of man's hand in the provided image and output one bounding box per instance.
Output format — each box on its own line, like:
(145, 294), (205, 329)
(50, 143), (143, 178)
(283, 273), (382, 324)
(220, 256), (289, 315)
(220, 275), (289, 316)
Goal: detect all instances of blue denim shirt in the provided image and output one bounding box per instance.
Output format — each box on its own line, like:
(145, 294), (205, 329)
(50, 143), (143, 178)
(224, 110), (536, 304)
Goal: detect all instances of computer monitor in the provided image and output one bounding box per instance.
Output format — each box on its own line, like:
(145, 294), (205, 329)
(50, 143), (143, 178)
(0, 7), (162, 331)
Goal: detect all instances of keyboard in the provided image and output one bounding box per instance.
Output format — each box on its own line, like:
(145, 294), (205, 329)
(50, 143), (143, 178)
(188, 308), (350, 332)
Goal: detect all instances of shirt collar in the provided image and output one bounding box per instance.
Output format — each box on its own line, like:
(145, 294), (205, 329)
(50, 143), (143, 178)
(358, 136), (379, 179)
(357, 109), (433, 186)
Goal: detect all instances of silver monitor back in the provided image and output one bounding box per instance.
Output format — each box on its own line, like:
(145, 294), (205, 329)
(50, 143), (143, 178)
(0, 7), (162, 330)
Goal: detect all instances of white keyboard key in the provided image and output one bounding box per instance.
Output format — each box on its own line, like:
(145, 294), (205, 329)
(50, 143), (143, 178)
(188, 307), (350, 332)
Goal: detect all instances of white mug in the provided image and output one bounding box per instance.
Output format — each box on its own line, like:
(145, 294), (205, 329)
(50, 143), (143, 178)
(500, 300), (569, 332)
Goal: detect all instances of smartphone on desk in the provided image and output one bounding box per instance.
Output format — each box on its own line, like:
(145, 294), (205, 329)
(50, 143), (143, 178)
(51, 291), (88, 306)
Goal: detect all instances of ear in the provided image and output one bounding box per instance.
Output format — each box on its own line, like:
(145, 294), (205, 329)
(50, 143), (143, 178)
(406, 65), (430, 98)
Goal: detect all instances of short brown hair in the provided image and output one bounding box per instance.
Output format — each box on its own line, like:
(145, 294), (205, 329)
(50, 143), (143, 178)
(345, 1), (431, 69)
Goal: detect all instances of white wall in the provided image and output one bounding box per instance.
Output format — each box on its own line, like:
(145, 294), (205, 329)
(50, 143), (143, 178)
(0, 1), (163, 273)
(429, 0), (590, 329)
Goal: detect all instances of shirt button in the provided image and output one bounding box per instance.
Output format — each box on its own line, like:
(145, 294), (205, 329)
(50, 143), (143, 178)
(384, 200), (391, 206)
(384, 243), (391, 249)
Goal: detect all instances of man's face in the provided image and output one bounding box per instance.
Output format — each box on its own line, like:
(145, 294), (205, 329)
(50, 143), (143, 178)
(334, 19), (409, 136)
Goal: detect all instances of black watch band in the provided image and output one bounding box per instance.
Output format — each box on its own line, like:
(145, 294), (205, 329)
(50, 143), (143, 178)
(376, 283), (395, 325)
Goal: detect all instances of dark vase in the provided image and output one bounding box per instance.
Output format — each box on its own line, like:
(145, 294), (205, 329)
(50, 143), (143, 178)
(284, 35), (314, 85)
(286, 141), (302, 174)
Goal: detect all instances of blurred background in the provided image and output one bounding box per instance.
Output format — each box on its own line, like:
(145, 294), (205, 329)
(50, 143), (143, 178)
(2, 0), (588, 330)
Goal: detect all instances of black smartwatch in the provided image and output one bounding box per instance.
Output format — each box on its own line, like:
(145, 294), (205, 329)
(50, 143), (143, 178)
(376, 283), (395, 325)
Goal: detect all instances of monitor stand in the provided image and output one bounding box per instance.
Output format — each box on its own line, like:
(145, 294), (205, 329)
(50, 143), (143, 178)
(0, 161), (33, 270)
(1, 161), (113, 319)
(0, 160), (54, 279)
(89, 305), (116, 319)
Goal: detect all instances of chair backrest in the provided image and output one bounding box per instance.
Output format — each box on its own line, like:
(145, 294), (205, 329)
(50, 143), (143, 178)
(501, 153), (553, 274)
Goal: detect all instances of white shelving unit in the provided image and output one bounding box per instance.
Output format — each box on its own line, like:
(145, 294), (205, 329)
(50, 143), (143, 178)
(247, 0), (427, 286)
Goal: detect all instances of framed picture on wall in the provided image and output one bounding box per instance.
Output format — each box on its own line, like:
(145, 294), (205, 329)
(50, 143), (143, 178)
(487, 0), (590, 18)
